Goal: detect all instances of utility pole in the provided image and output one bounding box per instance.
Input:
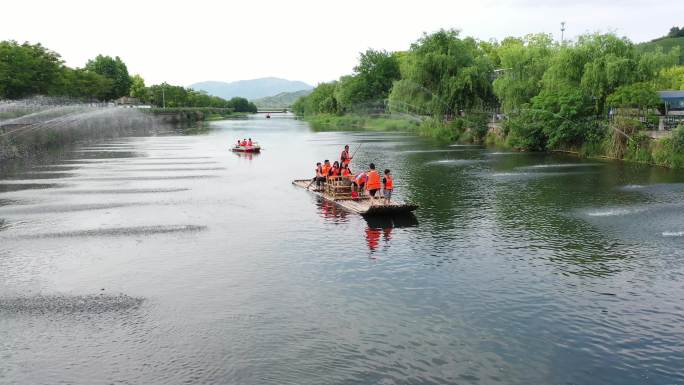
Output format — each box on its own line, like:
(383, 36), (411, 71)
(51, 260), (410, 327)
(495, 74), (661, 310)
(561, 21), (566, 44)
(162, 84), (166, 109)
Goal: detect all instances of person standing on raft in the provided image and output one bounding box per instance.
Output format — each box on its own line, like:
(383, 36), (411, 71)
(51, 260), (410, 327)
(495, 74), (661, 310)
(366, 163), (382, 205)
(382, 169), (393, 204)
(340, 145), (352, 167)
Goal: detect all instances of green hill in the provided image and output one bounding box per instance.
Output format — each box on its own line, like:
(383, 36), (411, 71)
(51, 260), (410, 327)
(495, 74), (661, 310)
(638, 36), (684, 64)
(252, 89), (312, 109)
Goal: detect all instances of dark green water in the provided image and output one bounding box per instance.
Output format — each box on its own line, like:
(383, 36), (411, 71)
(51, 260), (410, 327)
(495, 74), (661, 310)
(1, 115), (683, 384)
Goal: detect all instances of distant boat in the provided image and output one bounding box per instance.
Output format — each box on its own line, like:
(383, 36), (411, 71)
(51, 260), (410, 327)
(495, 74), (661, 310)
(231, 143), (261, 153)
(266, 113), (271, 119)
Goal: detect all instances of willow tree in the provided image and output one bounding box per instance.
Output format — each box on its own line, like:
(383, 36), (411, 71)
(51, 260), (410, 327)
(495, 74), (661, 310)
(492, 34), (556, 113)
(390, 29), (495, 118)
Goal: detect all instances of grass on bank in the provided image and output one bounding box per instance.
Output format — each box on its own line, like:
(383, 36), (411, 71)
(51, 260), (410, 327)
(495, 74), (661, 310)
(301, 112), (684, 169)
(305, 113), (490, 142)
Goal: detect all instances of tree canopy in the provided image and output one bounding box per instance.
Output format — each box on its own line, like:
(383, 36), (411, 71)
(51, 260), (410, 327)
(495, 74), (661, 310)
(84, 55), (132, 100)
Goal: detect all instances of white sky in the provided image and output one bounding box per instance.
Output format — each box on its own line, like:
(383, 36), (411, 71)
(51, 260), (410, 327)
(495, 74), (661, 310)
(2, 0), (682, 87)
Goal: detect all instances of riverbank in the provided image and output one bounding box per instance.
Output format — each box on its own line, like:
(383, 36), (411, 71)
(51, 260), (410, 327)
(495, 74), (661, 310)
(0, 104), (245, 161)
(303, 113), (490, 142)
(300, 113), (684, 169)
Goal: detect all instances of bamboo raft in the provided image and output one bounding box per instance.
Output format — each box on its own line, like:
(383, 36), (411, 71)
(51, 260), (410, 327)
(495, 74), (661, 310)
(292, 179), (418, 216)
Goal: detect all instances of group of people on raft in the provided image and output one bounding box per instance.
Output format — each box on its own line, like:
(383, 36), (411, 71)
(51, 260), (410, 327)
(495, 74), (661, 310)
(312, 144), (394, 204)
(236, 138), (254, 147)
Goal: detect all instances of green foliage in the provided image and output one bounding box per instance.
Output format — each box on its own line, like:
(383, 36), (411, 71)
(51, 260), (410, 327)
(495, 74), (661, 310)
(226, 97), (257, 113)
(293, 82), (338, 115)
(652, 125), (684, 168)
(335, 75), (372, 112)
(85, 55), (132, 99)
(401, 29), (496, 116)
(0, 41), (64, 99)
(354, 49), (400, 100)
(672, 124), (684, 152)
(638, 36), (684, 65)
(493, 34), (556, 113)
(129, 74), (147, 99)
(387, 78), (433, 115)
(507, 86), (597, 150)
(505, 112), (546, 151)
(306, 114), (419, 133)
(654, 66), (684, 90)
(58, 68), (113, 100)
(144, 83), (256, 111)
(624, 132), (653, 164)
(668, 27), (684, 38)
(606, 82), (660, 109)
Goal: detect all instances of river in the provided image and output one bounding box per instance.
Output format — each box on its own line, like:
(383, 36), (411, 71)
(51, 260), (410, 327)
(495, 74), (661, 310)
(1, 114), (683, 385)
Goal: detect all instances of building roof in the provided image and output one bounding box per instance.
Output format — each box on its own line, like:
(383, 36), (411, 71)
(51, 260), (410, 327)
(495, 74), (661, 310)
(657, 90), (684, 99)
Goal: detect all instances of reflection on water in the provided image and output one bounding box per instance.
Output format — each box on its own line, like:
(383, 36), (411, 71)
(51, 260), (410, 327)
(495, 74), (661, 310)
(316, 195), (418, 254)
(233, 151), (261, 161)
(364, 227), (394, 255)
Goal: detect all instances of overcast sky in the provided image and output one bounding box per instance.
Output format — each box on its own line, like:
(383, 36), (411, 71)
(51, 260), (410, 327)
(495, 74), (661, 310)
(3, 0), (682, 87)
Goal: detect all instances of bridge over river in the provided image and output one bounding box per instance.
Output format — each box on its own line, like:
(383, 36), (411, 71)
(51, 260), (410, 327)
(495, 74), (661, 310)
(256, 108), (290, 114)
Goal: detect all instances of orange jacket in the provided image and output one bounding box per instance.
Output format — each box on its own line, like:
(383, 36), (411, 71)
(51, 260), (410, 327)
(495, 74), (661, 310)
(366, 170), (381, 190)
(384, 175), (393, 190)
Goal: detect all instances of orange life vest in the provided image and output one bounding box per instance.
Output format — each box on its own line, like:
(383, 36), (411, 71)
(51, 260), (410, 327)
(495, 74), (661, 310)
(341, 150), (350, 165)
(341, 168), (351, 177)
(366, 170), (381, 190)
(322, 164), (331, 176)
(384, 175), (393, 190)
(331, 167), (340, 177)
(241, 140), (247, 146)
(247, 140), (252, 146)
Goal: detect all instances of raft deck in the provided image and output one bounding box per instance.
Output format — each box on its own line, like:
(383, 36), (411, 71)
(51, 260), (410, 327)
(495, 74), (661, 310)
(292, 179), (418, 216)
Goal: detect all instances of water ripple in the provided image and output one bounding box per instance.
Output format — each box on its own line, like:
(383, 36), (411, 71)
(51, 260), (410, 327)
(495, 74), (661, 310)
(0, 294), (143, 314)
(22, 224), (206, 238)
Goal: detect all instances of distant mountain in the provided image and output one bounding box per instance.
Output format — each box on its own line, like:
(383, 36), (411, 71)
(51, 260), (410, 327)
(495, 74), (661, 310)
(252, 89), (312, 109)
(189, 77), (313, 100)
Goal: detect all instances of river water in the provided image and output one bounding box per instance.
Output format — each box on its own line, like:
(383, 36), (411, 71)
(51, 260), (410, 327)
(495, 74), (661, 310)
(1, 114), (683, 385)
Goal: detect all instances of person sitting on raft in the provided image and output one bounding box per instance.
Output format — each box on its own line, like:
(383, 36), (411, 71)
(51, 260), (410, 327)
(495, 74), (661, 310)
(328, 161), (341, 179)
(382, 169), (393, 204)
(247, 138), (253, 147)
(341, 163), (352, 178)
(240, 139), (247, 146)
(366, 163), (382, 205)
(312, 162), (325, 189)
(321, 160), (331, 178)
